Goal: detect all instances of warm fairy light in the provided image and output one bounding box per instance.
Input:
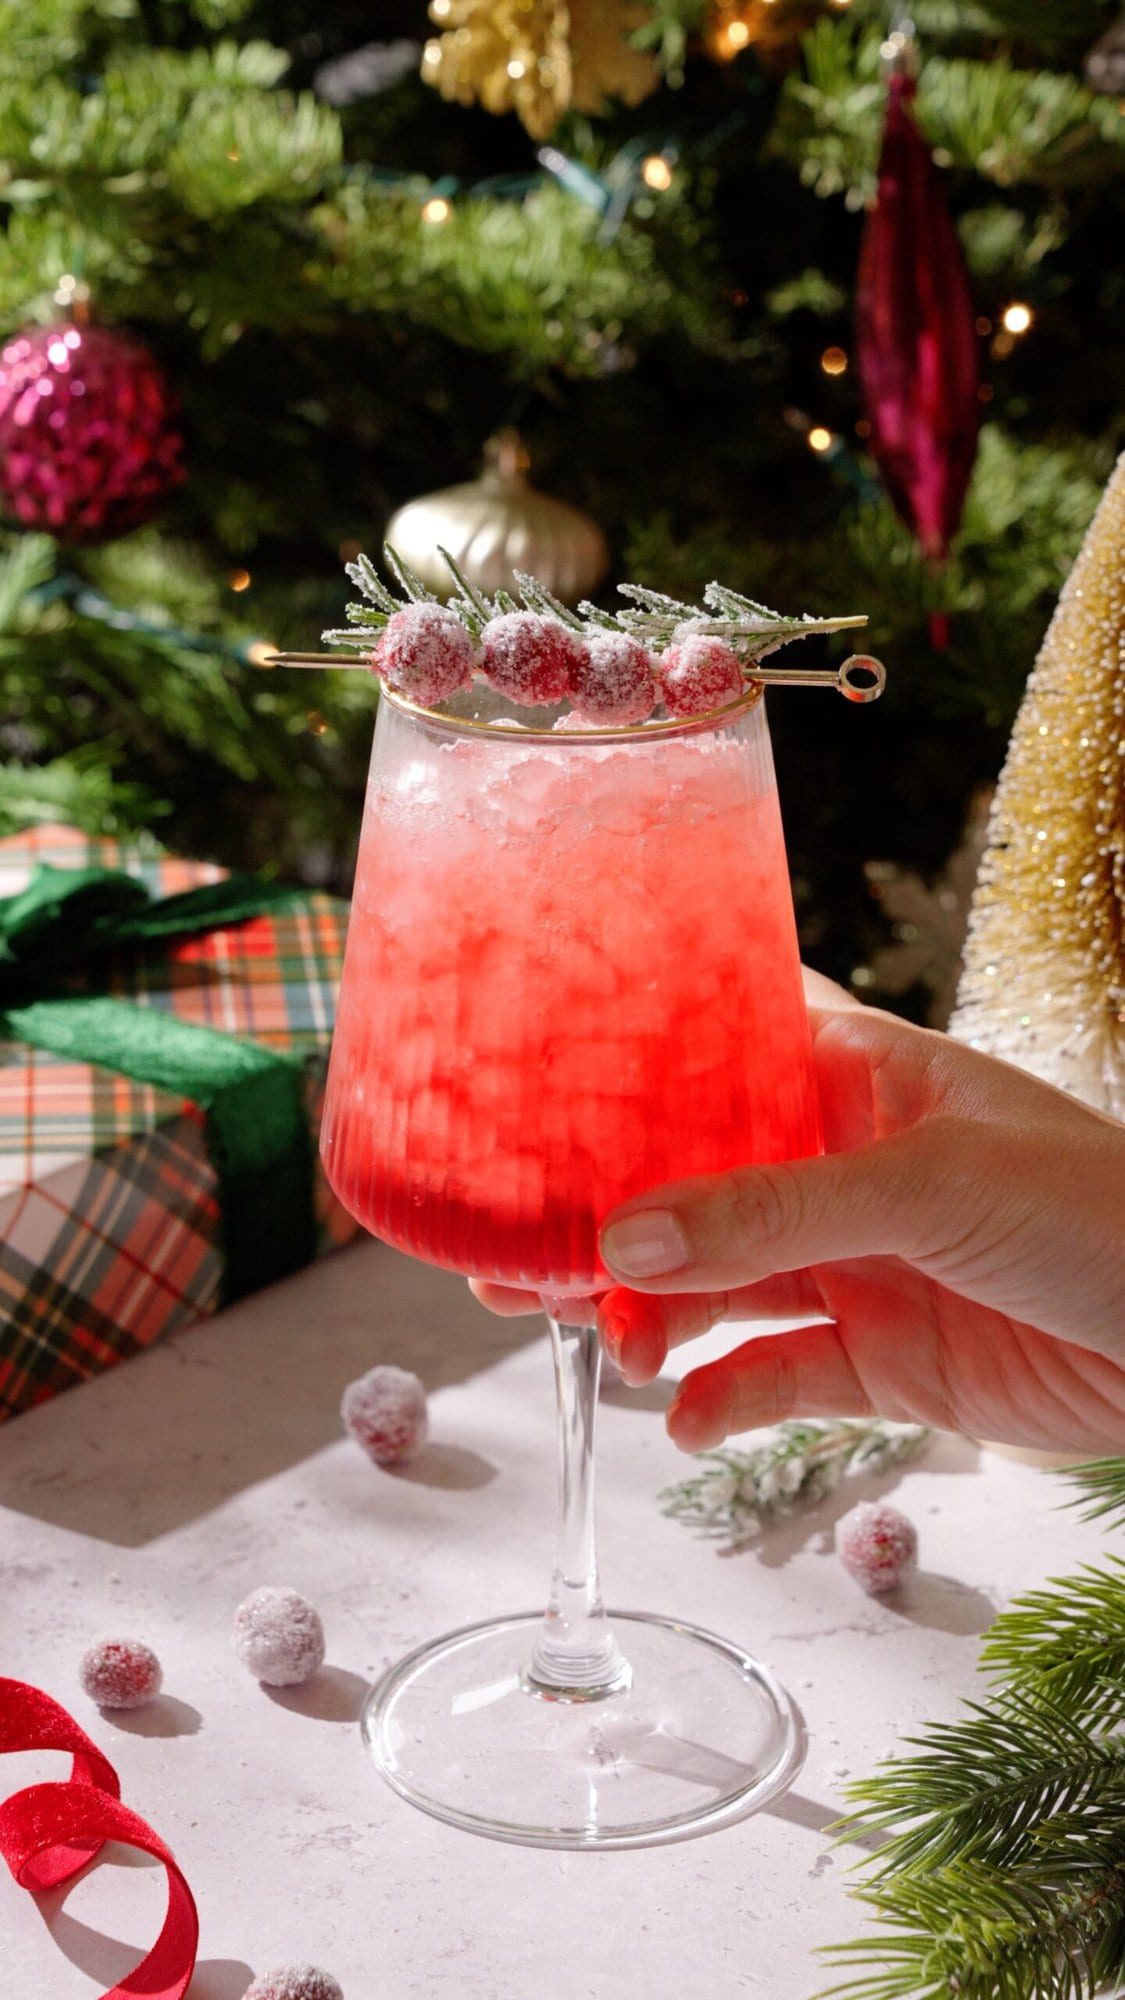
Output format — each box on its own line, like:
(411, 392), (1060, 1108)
(226, 150), (241, 163)
(820, 345), (848, 376)
(247, 642), (278, 668)
(507, 58), (526, 78)
(229, 567), (252, 592)
(808, 426), (834, 453)
(829, 0), (852, 9)
(421, 196), (452, 224)
(1001, 302), (1033, 335)
(431, 0), (452, 15)
(422, 39), (442, 69)
(641, 154), (674, 192)
(712, 16), (753, 59)
(307, 712), (329, 736)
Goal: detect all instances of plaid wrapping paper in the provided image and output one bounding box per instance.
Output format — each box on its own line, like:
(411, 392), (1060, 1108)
(0, 824), (357, 1422)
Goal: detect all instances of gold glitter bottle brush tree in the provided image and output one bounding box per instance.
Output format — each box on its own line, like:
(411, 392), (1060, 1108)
(949, 450), (1125, 1118)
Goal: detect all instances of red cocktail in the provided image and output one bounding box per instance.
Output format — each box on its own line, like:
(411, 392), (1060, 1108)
(322, 694), (820, 1295)
(320, 673), (819, 1849)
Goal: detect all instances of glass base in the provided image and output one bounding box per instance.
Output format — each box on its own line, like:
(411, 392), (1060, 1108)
(361, 1610), (802, 1849)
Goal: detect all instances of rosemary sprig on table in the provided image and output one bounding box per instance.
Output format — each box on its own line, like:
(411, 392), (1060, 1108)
(322, 544), (867, 661)
(660, 1418), (931, 1546)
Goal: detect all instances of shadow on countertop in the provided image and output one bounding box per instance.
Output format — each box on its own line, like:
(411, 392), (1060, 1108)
(0, 1239), (537, 1548)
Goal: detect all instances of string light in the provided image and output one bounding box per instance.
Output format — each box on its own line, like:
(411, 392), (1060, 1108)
(431, 0), (452, 15)
(641, 154), (674, 191)
(808, 426), (834, 453)
(247, 642), (278, 668)
(710, 12), (754, 60)
(306, 711), (329, 737)
(507, 58), (526, 78)
(820, 345), (848, 376)
(422, 39), (442, 72)
(1001, 302), (1033, 335)
(226, 150), (241, 164)
(228, 568), (251, 593)
(421, 195), (452, 224)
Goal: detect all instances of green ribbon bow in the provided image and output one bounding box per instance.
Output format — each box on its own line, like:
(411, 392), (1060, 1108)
(0, 862), (321, 1304)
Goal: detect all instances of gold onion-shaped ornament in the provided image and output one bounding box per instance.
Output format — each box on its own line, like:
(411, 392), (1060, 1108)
(383, 431), (609, 604)
(421, 0), (658, 141)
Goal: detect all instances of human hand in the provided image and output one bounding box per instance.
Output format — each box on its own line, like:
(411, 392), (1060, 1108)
(472, 973), (1125, 1455)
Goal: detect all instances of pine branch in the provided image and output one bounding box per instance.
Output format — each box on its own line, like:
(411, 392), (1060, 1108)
(834, 1683), (1125, 1878)
(979, 1560), (1125, 1708)
(660, 1419), (929, 1546)
(1056, 1458), (1125, 1530)
(820, 1851), (1125, 2000)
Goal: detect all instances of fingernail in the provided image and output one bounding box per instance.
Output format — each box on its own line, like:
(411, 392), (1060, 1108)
(600, 1313), (627, 1369)
(667, 1389), (721, 1453)
(601, 1209), (689, 1279)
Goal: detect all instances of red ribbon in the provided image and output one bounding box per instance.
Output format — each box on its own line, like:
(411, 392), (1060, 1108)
(0, 1676), (199, 1999)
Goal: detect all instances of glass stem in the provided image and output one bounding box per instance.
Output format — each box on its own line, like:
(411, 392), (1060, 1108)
(526, 1298), (631, 1700)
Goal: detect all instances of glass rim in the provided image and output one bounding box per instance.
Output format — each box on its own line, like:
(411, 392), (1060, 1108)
(378, 676), (765, 743)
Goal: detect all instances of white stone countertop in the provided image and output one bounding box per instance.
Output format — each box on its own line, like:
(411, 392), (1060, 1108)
(0, 1239), (1105, 2000)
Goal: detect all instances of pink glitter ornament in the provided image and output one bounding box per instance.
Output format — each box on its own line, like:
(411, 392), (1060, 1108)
(659, 635), (745, 718)
(0, 320), (185, 543)
(836, 1500), (918, 1595)
(480, 611), (586, 707)
(79, 1638), (163, 1710)
(340, 1364), (428, 1468)
(233, 1587), (326, 1687)
(243, 1967), (344, 2000)
(372, 604), (477, 707)
(568, 632), (658, 725)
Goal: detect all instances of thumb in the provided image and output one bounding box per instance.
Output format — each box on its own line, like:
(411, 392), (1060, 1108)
(599, 1127), (956, 1293)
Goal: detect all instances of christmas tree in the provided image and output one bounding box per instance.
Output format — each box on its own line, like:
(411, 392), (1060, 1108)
(0, 0), (1121, 982)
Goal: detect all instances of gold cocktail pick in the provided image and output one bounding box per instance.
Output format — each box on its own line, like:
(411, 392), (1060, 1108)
(260, 651), (886, 702)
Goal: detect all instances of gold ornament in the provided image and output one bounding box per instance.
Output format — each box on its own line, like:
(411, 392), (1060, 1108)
(421, 0), (658, 141)
(383, 430), (609, 604)
(950, 452), (1125, 1116)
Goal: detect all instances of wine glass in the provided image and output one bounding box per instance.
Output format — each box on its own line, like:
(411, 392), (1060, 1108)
(320, 675), (822, 1848)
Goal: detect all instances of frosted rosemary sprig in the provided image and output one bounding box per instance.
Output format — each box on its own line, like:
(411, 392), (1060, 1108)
(322, 544), (867, 660)
(660, 1418), (931, 1547)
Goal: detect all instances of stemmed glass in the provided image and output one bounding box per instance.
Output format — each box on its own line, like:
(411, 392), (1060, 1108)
(320, 673), (825, 1848)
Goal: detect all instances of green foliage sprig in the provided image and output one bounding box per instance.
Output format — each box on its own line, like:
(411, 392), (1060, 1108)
(660, 1418), (930, 1546)
(324, 546), (867, 664)
(819, 1459), (1125, 2000)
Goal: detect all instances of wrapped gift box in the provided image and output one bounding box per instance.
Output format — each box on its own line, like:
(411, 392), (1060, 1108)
(0, 824), (357, 1422)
